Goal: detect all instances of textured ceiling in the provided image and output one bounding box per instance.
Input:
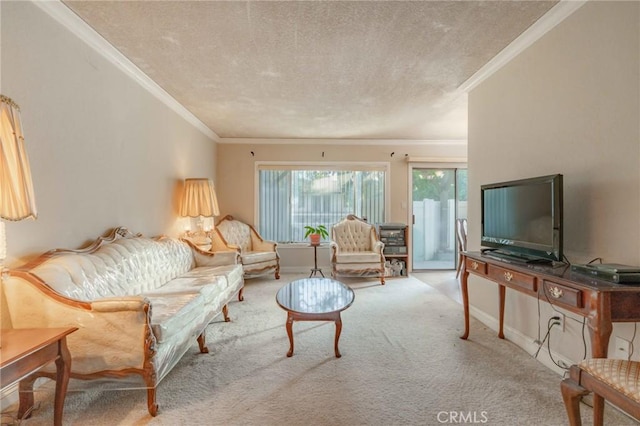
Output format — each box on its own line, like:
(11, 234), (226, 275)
(63, 1), (558, 141)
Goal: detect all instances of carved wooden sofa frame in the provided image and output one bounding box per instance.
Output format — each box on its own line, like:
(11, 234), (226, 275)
(2, 227), (244, 418)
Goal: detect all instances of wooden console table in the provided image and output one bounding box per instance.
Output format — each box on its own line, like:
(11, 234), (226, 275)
(460, 252), (640, 358)
(0, 327), (77, 426)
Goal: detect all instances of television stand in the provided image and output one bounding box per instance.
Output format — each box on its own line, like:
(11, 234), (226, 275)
(460, 251), (640, 359)
(460, 251), (640, 426)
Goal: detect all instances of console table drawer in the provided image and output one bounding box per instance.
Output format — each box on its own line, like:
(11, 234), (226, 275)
(488, 265), (537, 292)
(466, 258), (487, 275)
(542, 281), (583, 309)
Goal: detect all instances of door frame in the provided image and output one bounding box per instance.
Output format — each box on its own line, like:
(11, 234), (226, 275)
(407, 161), (467, 273)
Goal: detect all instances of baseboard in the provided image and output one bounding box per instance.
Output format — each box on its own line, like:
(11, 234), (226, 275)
(279, 267), (313, 274)
(469, 306), (573, 376)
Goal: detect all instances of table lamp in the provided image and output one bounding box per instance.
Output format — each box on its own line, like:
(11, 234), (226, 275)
(179, 178), (219, 248)
(0, 94), (38, 273)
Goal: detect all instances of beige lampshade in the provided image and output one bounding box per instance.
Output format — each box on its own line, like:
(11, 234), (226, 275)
(179, 178), (219, 218)
(1, 95), (37, 222)
(1, 95), (38, 264)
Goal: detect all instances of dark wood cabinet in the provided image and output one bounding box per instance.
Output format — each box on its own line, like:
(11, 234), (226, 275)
(461, 251), (640, 358)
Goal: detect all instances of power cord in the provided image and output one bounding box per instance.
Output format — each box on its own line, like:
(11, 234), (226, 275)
(628, 323), (637, 361)
(547, 316), (570, 370)
(533, 317), (561, 358)
(581, 317), (587, 360)
(536, 293), (542, 344)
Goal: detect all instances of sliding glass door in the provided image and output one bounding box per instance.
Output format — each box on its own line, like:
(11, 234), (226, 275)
(412, 168), (467, 270)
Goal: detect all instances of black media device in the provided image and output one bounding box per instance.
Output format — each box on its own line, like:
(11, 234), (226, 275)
(481, 174), (563, 264)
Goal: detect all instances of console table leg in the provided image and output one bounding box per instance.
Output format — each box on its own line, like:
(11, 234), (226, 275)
(588, 293), (613, 358)
(460, 269), (470, 340)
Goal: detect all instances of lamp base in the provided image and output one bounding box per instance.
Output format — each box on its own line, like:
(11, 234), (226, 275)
(183, 230), (212, 250)
(0, 221), (6, 263)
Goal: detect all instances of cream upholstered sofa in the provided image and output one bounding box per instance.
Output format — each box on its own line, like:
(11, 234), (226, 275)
(212, 215), (280, 279)
(330, 215), (386, 285)
(2, 227), (244, 417)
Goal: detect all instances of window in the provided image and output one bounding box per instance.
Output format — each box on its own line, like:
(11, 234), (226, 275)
(258, 164), (387, 243)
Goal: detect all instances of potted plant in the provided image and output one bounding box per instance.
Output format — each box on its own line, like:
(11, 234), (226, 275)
(304, 225), (329, 245)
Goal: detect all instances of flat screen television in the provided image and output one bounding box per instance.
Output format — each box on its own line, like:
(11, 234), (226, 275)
(481, 174), (563, 263)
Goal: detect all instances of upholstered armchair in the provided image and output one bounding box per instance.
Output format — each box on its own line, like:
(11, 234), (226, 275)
(212, 215), (280, 279)
(330, 215), (386, 285)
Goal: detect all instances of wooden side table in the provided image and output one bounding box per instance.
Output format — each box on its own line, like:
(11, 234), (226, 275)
(1, 327), (77, 426)
(309, 242), (324, 277)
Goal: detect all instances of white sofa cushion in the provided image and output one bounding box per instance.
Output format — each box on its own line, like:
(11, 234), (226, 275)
(146, 293), (205, 343)
(132, 264), (244, 342)
(241, 251), (278, 265)
(335, 252), (382, 263)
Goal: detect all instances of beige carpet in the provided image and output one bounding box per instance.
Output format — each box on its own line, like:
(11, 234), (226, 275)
(6, 273), (637, 425)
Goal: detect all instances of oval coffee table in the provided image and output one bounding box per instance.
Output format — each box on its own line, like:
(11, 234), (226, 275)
(276, 277), (355, 358)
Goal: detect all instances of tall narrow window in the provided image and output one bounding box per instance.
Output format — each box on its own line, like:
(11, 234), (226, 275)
(258, 165), (386, 243)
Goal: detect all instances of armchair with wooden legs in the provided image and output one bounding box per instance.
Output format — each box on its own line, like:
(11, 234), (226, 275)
(330, 215), (386, 285)
(561, 358), (640, 426)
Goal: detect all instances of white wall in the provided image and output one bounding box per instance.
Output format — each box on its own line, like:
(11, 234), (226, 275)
(1, 1), (217, 269)
(468, 1), (640, 367)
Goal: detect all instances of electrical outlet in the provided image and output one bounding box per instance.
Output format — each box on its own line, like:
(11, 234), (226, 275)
(551, 314), (565, 332)
(615, 337), (631, 360)
(558, 313), (565, 332)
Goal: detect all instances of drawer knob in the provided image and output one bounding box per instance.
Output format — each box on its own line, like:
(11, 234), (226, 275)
(549, 286), (564, 299)
(504, 272), (513, 282)
(471, 261), (479, 270)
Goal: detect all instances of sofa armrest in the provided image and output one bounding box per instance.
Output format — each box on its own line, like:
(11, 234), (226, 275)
(372, 240), (385, 255)
(209, 229), (240, 253)
(91, 296), (150, 312)
(249, 229), (278, 253)
(3, 274), (152, 373)
(251, 234), (278, 252)
(193, 249), (240, 267)
(181, 238), (240, 266)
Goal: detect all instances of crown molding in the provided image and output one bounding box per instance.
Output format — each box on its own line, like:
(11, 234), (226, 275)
(218, 138), (467, 146)
(32, 0), (219, 141)
(406, 156), (467, 164)
(458, 0), (588, 93)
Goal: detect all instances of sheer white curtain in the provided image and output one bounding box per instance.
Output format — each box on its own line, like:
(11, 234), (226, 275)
(258, 165), (386, 243)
